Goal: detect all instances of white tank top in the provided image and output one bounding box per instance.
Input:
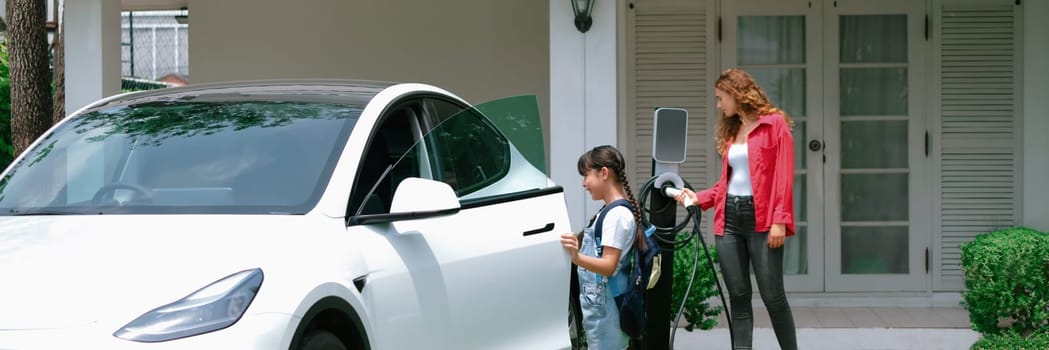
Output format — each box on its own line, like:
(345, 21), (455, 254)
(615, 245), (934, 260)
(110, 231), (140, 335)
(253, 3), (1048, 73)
(727, 143), (753, 196)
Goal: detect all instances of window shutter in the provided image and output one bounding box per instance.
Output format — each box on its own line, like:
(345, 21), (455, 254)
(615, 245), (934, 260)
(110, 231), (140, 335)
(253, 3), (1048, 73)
(628, 0), (709, 200)
(935, 0), (1020, 290)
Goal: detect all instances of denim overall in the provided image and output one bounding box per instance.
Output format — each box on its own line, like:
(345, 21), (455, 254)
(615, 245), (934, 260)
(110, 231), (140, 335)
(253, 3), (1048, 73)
(578, 225), (630, 350)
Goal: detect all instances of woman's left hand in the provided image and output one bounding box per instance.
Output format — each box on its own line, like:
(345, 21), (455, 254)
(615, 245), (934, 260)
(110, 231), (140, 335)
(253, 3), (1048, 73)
(769, 224), (786, 249)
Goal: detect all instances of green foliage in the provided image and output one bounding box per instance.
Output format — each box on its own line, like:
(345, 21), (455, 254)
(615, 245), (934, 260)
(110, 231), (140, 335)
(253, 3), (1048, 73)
(961, 227), (1049, 337)
(971, 330), (1049, 350)
(671, 237), (723, 331)
(0, 40), (14, 170)
(69, 101), (356, 147)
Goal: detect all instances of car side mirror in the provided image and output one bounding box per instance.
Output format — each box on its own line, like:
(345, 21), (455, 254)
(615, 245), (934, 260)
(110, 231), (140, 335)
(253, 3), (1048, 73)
(347, 177), (460, 226)
(389, 177), (460, 214)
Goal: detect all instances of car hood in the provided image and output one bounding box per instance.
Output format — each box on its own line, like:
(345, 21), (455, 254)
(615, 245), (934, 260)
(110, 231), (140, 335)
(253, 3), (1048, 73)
(0, 214), (350, 330)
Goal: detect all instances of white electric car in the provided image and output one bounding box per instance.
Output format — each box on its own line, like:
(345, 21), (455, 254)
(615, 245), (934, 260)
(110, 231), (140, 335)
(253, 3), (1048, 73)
(0, 80), (572, 349)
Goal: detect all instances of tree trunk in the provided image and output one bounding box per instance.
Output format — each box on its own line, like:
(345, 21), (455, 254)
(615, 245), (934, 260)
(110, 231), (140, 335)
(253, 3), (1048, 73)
(51, 3), (64, 125)
(6, 0), (54, 156)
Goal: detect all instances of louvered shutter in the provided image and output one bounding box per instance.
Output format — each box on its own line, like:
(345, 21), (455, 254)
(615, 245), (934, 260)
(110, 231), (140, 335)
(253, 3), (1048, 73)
(629, 0), (709, 202)
(935, 0), (1020, 290)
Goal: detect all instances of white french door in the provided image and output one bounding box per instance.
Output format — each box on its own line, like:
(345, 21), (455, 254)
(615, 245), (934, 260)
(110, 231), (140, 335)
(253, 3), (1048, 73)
(822, 0), (928, 292)
(722, 0), (825, 292)
(721, 0), (930, 292)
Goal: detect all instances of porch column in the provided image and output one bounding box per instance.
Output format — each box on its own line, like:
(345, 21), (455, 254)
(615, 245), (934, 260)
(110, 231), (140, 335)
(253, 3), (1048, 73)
(550, 0), (620, 230)
(1023, 0), (1049, 231)
(64, 0), (121, 115)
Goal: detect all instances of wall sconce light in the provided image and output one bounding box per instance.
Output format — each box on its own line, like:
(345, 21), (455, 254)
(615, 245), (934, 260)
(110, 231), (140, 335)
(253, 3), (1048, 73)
(174, 7), (189, 25)
(571, 0), (595, 33)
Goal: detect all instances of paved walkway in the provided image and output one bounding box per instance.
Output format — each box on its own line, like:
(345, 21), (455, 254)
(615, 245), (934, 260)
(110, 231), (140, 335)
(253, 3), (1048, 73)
(740, 306), (971, 329)
(671, 327), (980, 349)
(670, 305), (980, 349)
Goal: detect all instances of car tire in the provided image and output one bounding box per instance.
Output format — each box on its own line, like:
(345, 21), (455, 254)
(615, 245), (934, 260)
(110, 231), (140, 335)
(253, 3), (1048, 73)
(298, 329), (347, 350)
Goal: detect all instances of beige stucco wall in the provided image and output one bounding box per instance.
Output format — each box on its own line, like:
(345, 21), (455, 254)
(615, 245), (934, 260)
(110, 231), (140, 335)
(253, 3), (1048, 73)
(188, 0), (549, 141)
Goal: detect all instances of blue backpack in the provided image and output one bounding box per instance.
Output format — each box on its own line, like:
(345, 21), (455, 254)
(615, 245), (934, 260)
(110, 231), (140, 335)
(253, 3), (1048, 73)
(595, 199), (662, 339)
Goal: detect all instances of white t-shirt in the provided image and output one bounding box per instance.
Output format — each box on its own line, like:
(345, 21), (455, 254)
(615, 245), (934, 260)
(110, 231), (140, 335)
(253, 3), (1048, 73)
(727, 143), (753, 196)
(593, 206), (637, 264)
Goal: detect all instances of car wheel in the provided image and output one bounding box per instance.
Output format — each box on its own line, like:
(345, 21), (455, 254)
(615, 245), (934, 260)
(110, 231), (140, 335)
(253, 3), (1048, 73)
(298, 329), (346, 350)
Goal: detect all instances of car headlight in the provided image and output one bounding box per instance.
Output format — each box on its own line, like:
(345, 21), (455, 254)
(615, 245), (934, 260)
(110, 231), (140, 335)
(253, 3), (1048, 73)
(114, 268), (264, 342)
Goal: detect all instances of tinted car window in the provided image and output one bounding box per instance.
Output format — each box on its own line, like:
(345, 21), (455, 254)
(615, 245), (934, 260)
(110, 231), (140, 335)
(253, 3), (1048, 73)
(349, 104), (423, 216)
(0, 101), (362, 215)
(426, 99), (510, 196)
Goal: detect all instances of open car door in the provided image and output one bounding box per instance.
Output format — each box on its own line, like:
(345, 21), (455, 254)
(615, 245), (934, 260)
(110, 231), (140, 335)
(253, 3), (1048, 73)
(349, 95), (572, 349)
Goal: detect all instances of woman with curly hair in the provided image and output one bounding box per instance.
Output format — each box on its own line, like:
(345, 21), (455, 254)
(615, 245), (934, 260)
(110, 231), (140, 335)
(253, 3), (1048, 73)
(675, 68), (798, 350)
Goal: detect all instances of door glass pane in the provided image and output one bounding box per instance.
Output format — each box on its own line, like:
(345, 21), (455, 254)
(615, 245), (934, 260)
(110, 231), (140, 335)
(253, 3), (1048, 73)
(840, 68), (908, 116)
(794, 120), (806, 169)
(785, 225), (807, 275)
(739, 15), (809, 278)
(427, 107), (510, 196)
(739, 16), (805, 65)
(837, 12), (911, 279)
(794, 174), (807, 222)
(425, 97), (549, 202)
(841, 173), (907, 222)
(842, 226), (908, 274)
(748, 68), (807, 117)
(841, 120), (907, 169)
(472, 96), (546, 174)
(840, 15), (907, 63)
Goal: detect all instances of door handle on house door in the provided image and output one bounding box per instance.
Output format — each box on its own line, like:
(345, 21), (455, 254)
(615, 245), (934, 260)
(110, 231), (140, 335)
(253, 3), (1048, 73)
(808, 139), (823, 151)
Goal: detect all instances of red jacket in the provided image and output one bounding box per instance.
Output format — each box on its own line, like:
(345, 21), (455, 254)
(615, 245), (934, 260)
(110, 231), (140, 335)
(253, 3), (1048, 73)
(697, 114), (796, 236)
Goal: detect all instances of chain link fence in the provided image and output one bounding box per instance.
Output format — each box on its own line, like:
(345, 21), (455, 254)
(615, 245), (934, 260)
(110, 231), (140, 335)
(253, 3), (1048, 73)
(121, 10), (188, 91)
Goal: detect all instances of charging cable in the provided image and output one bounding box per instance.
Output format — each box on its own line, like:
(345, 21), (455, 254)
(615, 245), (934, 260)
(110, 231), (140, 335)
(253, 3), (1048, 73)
(662, 187), (733, 349)
(638, 177), (734, 350)
(638, 175), (695, 250)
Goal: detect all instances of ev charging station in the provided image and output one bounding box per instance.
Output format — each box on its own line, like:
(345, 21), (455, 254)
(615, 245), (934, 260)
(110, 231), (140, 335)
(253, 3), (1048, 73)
(647, 107), (688, 349)
(640, 107), (734, 349)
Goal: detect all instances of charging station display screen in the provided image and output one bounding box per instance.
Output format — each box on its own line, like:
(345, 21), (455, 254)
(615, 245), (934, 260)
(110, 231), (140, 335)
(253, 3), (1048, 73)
(653, 108), (688, 163)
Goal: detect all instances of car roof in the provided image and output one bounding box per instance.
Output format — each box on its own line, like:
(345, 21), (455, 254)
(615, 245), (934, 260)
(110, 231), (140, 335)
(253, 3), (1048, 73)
(84, 79), (399, 112)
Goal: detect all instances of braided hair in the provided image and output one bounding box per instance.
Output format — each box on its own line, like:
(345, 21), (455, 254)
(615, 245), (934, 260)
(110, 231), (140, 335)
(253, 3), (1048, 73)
(577, 145), (643, 228)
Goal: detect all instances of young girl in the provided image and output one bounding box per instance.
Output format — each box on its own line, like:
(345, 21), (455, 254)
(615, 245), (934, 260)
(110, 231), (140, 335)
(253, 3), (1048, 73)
(675, 68), (798, 350)
(561, 145), (643, 350)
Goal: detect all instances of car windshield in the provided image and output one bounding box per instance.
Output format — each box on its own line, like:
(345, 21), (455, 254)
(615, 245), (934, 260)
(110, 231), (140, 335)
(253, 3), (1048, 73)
(0, 100), (362, 215)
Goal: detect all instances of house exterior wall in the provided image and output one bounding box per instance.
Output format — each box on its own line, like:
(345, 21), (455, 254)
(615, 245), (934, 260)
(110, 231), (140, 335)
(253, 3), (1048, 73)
(65, 0), (122, 114)
(187, 0), (549, 143)
(549, 0), (621, 231)
(1022, 0), (1049, 232)
(549, 0), (1044, 293)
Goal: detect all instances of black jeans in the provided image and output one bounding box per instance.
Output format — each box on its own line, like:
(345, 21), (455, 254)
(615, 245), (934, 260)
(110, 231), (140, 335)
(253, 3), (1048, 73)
(717, 195), (797, 350)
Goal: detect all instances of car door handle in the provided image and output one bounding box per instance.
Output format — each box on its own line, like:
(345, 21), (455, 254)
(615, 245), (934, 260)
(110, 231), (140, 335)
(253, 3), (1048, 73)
(523, 223), (555, 236)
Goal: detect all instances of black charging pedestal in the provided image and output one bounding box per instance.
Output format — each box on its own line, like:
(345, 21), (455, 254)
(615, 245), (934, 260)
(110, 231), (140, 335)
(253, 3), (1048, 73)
(646, 106), (689, 349)
(645, 162), (677, 349)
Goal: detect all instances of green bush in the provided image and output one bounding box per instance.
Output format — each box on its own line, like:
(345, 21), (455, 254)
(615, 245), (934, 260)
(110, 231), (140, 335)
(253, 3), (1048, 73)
(0, 40), (14, 170)
(971, 330), (1049, 350)
(671, 236), (722, 331)
(961, 226), (1049, 337)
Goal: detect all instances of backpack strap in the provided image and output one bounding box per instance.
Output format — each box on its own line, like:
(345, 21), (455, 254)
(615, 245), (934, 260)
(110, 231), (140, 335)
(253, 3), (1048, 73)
(594, 199), (633, 258)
